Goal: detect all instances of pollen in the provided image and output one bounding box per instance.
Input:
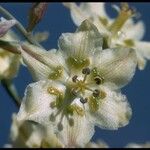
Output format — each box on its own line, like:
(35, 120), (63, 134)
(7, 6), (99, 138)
(47, 86), (62, 96)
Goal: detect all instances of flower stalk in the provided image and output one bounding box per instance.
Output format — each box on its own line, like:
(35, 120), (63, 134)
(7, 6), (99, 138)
(0, 5), (43, 48)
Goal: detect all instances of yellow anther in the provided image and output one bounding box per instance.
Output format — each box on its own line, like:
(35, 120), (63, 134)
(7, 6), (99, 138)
(47, 87), (62, 96)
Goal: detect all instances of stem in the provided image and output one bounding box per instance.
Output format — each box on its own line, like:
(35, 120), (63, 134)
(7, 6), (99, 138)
(1, 79), (21, 107)
(0, 5), (43, 48)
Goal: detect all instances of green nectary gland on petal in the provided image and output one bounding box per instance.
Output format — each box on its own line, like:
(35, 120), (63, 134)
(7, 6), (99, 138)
(124, 39), (135, 47)
(66, 56), (90, 70)
(48, 66), (63, 80)
(98, 16), (109, 26)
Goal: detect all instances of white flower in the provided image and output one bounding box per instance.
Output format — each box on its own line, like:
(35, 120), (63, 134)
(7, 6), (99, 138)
(65, 2), (150, 70)
(7, 113), (63, 148)
(0, 30), (20, 79)
(85, 140), (109, 148)
(17, 20), (137, 147)
(125, 142), (150, 148)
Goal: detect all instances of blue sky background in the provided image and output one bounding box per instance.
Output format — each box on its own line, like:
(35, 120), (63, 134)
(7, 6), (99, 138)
(0, 2), (150, 148)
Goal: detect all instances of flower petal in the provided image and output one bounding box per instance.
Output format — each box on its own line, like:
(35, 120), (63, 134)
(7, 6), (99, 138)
(89, 86), (132, 130)
(79, 3), (107, 18)
(135, 41), (150, 59)
(134, 41), (150, 70)
(122, 20), (145, 41)
(58, 20), (103, 72)
(21, 43), (68, 81)
(17, 80), (66, 125)
(65, 3), (108, 26)
(56, 113), (95, 148)
(93, 47), (137, 89)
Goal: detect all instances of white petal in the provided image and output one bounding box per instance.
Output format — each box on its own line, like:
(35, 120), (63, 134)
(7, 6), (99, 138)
(21, 43), (68, 81)
(17, 80), (66, 125)
(56, 114), (95, 148)
(121, 19), (145, 40)
(79, 3), (107, 18)
(93, 47), (137, 89)
(58, 20), (103, 58)
(89, 86), (132, 130)
(134, 41), (150, 70)
(135, 41), (150, 59)
(136, 50), (146, 70)
(67, 3), (108, 26)
(64, 3), (89, 26)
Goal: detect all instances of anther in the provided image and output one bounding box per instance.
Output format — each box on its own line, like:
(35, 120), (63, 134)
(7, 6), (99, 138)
(80, 97), (88, 104)
(82, 67), (91, 75)
(71, 88), (78, 96)
(72, 75), (78, 82)
(94, 76), (104, 85)
(93, 89), (100, 97)
(49, 113), (55, 122)
(57, 122), (63, 131)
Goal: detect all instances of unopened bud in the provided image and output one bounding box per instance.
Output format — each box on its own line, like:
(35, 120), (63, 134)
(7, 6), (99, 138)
(27, 3), (48, 32)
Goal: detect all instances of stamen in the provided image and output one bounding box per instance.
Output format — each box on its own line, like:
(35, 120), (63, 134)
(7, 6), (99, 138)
(82, 67), (91, 82)
(71, 88), (79, 96)
(80, 97), (88, 104)
(82, 67), (91, 75)
(93, 89), (100, 97)
(72, 75), (78, 82)
(94, 76), (104, 85)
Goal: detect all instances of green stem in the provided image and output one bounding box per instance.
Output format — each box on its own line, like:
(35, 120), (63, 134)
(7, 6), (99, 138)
(0, 5), (43, 48)
(1, 79), (21, 107)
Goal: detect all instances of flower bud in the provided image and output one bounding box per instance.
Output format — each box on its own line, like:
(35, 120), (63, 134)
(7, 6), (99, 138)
(27, 3), (48, 32)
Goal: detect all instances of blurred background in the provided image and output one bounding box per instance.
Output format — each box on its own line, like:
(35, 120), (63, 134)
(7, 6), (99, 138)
(0, 2), (150, 148)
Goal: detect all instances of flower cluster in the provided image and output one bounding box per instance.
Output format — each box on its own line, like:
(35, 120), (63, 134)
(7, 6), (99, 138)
(1, 3), (150, 148)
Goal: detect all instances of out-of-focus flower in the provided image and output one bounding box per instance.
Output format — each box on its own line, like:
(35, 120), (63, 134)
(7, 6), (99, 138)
(0, 17), (17, 37)
(27, 3), (48, 32)
(65, 2), (150, 70)
(85, 140), (109, 148)
(6, 113), (63, 148)
(0, 30), (20, 80)
(125, 142), (150, 148)
(17, 20), (136, 146)
(33, 31), (49, 43)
